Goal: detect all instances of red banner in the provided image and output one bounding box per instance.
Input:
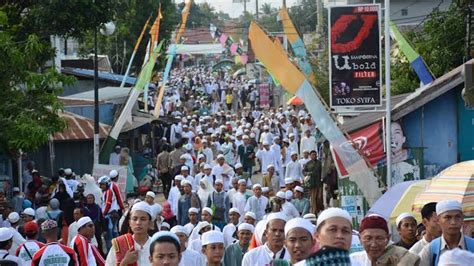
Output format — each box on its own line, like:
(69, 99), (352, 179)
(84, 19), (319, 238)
(334, 121), (384, 177)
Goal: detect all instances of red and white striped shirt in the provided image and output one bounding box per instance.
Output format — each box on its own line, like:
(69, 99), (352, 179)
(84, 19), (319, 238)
(70, 234), (104, 266)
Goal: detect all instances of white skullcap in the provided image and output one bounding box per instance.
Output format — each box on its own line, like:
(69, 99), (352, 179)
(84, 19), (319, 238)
(109, 170), (118, 178)
(23, 208), (35, 217)
(303, 213), (317, 222)
(289, 133), (295, 137)
(245, 212), (256, 220)
(12, 187), (20, 192)
(188, 207), (199, 214)
(291, 151), (298, 156)
(439, 248), (474, 265)
(238, 179), (247, 185)
(238, 223), (255, 233)
(267, 164), (275, 170)
(77, 217), (93, 231)
(0, 228), (13, 241)
(64, 168), (72, 175)
(179, 154), (187, 160)
(285, 218), (316, 237)
(215, 179), (223, 185)
(7, 212), (20, 223)
(171, 225), (189, 236)
(185, 143), (193, 150)
(295, 186), (304, 193)
(131, 201), (154, 219)
(161, 222), (171, 229)
(202, 207), (213, 216)
(436, 200), (462, 215)
(181, 180), (192, 187)
(285, 190), (293, 200)
(252, 184), (262, 190)
(276, 191), (286, 199)
(174, 175), (183, 181)
(181, 165), (189, 171)
(284, 177), (294, 185)
(150, 231), (180, 247)
(198, 154), (205, 160)
(303, 149), (309, 153)
(235, 163), (243, 169)
(263, 125), (270, 130)
(242, 135), (249, 140)
(217, 154), (225, 160)
(266, 212), (289, 223)
(201, 231), (224, 246)
(396, 213), (415, 227)
(316, 208), (352, 229)
(262, 140), (270, 145)
(146, 191), (156, 198)
(229, 208), (241, 216)
(204, 164), (212, 169)
(262, 187), (270, 193)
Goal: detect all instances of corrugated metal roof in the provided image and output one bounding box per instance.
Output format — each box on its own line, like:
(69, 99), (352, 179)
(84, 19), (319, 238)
(59, 97), (101, 106)
(66, 86), (132, 104)
(53, 111), (110, 141)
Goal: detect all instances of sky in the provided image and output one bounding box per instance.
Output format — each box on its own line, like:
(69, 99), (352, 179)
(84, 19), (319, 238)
(190, 0), (300, 18)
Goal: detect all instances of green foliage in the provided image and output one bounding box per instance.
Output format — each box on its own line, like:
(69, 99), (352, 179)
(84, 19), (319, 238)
(0, 11), (74, 154)
(288, 0), (317, 34)
(184, 2), (217, 27)
(391, 2), (467, 94)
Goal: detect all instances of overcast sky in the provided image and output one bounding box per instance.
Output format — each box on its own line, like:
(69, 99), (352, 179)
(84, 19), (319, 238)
(189, 0), (300, 18)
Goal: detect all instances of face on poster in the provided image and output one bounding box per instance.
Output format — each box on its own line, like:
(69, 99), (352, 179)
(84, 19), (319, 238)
(329, 4), (382, 108)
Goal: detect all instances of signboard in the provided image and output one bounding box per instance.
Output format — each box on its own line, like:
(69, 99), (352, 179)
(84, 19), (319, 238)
(329, 4), (382, 108)
(92, 164), (128, 200)
(259, 83), (270, 108)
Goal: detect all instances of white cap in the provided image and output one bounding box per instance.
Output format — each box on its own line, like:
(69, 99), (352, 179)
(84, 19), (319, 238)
(0, 228), (13, 241)
(77, 217), (93, 231)
(285, 190), (293, 200)
(229, 208), (241, 216)
(245, 212), (256, 220)
(215, 179), (223, 185)
(7, 212), (20, 223)
(262, 140), (270, 146)
(235, 163), (243, 169)
(289, 133), (295, 137)
(181, 180), (192, 187)
(204, 164), (212, 170)
(217, 154), (225, 160)
(109, 170), (118, 178)
(198, 154), (205, 160)
(238, 179), (247, 185)
(303, 213), (317, 222)
(188, 207), (199, 214)
(439, 248), (474, 265)
(161, 222), (171, 229)
(285, 217), (316, 237)
(201, 231), (224, 246)
(181, 165), (189, 171)
(23, 208), (35, 217)
(276, 191), (286, 199)
(243, 135), (249, 140)
(267, 164), (274, 170)
(316, 208), (352, 229)
(12, 187), (20, 192)
(284, 177), (294, 185)
(262, 187), (270, 193)
(238, 223), (255, 233)
(395, 212), (415, 227)
(174, 175), (183, 181)
(202, 207), (213, 216)
(131, 201), (154, 219)
(171, 225), (189, 236)
(295, 186), (304, 193)
(252, 184), (262, 190)
(263, 125), (270, 130)
(291, 151), (298, 156)
(266, 212), (289, 223)
(146, 191), (156, 198)
(64, 168), (72, 175)
(436, 200), (462, 215)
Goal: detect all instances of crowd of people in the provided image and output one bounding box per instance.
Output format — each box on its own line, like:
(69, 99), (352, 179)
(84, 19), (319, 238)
(1, 65), (473, 265)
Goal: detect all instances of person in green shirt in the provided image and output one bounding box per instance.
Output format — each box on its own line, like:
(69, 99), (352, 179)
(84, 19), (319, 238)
(223, 223), (254, 266)
(292, 186), (310, 216)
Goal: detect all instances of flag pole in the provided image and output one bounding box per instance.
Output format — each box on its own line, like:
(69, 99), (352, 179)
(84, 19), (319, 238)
(119, 15), (152, 88)
(385, 0), (392, 188)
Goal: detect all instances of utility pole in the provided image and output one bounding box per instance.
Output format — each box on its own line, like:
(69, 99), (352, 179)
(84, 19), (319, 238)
(283, 0), (286, 8)
(244, 0), (247, 14)
(316, 0), (324, 62)
(256, 0), (259, 20)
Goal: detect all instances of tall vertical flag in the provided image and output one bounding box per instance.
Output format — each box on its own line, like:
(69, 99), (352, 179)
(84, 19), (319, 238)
(99, 42), (164, 164)
(144, 6), (163, 112)
(176, 0), (193, 43)
(248, 22), (382, 204)
(390, 21), (434, 85)
(278, 7), (315, 82)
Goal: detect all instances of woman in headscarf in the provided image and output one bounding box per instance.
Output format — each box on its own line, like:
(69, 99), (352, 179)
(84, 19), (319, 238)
(248, 219), (267, 251)
(44, 198), (64, 239)
(161, 201), (177, 227)
(53, 181), (75, 225)
(197, 177), (214, 208)
(82, 193), (105, 254)
(120, 147), (136, 193)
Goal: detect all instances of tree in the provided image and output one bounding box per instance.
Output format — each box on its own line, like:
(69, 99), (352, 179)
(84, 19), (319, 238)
(185, 2), (218, 27)
(261, 3), (273, 16)
(391, 2), (467, 94)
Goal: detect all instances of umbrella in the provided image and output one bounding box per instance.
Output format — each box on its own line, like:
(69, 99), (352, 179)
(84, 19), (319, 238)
(368, 180), (421, 221)
(390, 180), (430, 224)
(412, 160), (474, 219)
(287, 96), (304, 106)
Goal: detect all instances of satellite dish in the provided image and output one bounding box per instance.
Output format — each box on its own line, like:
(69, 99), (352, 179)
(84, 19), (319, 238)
(100, 21), (116, 36)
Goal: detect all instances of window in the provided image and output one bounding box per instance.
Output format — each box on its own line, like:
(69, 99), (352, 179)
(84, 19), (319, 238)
(401, 9), (408, 16)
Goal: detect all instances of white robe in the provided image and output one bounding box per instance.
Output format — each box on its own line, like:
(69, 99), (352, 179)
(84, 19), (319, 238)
(168, 186), (181, 220)
(256, 149), (278, 174)
(242, 244), (290, 266)
(179, 248), (205, 266)
(281, 202), (300, 219)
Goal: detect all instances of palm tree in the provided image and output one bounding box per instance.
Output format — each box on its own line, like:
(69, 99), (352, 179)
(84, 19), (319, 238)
(261, 3), (275, 16)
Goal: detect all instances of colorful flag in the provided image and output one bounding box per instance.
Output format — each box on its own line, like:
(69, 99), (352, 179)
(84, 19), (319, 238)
(175, 0), (193, 43)
(390, 21), (434, 85)
(150, 6), (163, 49)
(249, 22), (382, 204)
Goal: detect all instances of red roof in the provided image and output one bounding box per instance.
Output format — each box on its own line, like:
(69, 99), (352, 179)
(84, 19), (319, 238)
(182, 21), (241, 44)
(53, 111), (110, 141)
